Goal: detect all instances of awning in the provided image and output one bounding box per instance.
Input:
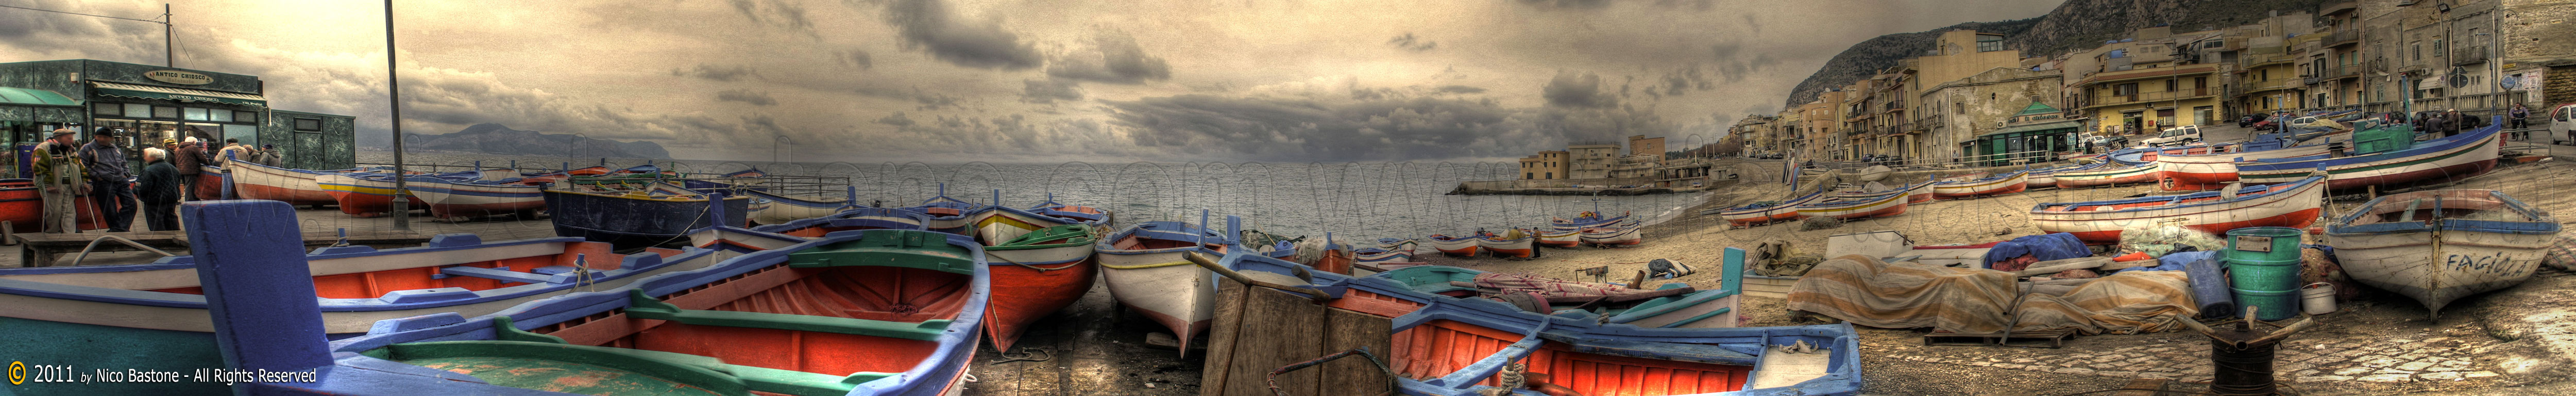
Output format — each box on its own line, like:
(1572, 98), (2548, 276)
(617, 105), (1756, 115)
(0, 87), (79, 106)
(90, 81), (266, 108)
(1978, 119), (2084, 138)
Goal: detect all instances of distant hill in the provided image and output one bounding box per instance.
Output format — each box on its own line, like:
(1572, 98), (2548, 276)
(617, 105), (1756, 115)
(384, 123), (672, 159)
(1783, 0), (2334, 107)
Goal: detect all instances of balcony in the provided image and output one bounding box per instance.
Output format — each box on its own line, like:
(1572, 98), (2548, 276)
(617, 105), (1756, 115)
(2324, 30), (2360, 48)
(2454, 46), (2489, 65)
(2240, 78), (2299, 94)
(2077, 63), (2224, 86)
(2080, 89), (2220, 110)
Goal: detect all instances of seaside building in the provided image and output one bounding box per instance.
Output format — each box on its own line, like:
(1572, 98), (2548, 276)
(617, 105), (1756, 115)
(2505, 0), (2576, 107)
(2228, 10), (2318, 117)
(1565, 143), (1618, 179)
(2306, 2), (2367, 111)
(0, 59), (358, 173)
(1728, 115), (1774, 156)
(1970, 102), (2085, 166)
(1518, 150), (1568, 179)
(1919, 67), (2065, 161)
(2065, 26), (2228, 136)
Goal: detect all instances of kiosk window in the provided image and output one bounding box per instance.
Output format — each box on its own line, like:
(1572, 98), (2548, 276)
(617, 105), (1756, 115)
(93, 102), (120, 116)
(183, 108), (210, 121)
(234, 111), (259, 123)
(209, 109), (232, 122)
(294, 118), (321, 131)
(152, 106), (177, 119)
(123, 104), (152, 118)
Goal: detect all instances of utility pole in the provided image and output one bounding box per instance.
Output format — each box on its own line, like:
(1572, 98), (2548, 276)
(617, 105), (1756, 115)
(163, 4), (172, 67)
(385, 0), (409, 232)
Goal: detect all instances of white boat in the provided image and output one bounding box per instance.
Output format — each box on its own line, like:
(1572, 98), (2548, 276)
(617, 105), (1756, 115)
(402, 176), (546, 220)
(1795, 187), (1910, 221)
(1536, 228), (1583, 247)
(742, 189), (854, 225)
(1855, 164), (1892, 182)
(2326, 189), (2560, 317)
(1931, 171), (2029, 199)
(2153, 143), (2333, 190)
(2030, 174), (2328, 243)
(231, 161), (381, 206)
(1094, 218), (1232, 356)
(1477, 229), (1537, 258)
(1427, 234), (1481, 256)
(1578, 226), (1642, 246)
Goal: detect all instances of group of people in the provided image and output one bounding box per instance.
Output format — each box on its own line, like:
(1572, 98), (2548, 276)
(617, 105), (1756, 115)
(27, 127), (278, 234)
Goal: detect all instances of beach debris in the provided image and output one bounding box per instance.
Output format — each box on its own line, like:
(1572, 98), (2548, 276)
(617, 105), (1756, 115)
(2119, 224), (2225, 257)
(2544, 235), (2574, 271)
(1648, 258), (1696, 279)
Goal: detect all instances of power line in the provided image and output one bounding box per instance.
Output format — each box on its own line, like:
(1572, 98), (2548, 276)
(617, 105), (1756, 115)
(0, 4), (165, 24)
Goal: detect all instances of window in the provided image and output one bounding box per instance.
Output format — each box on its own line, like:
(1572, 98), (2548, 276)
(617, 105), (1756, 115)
(152, 106), (177, 119)
(182, 107), (210, 121)
(2115, 83), (2138, 96)
(234, 111), (258, 123)
(2432, 38), (2442, 54)
(1977, 40), (2004, 53)
(92, 102), (119, 116)
(2413, 42), (2421, 60)
(209, 109), (232, 122)
(124, 103), (151, 118)
(2165, 79), (2177, 92)
(293, 118), (321, 131)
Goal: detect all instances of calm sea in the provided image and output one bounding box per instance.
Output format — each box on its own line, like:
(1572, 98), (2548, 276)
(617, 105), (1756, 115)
(355, 151), (1712, 242)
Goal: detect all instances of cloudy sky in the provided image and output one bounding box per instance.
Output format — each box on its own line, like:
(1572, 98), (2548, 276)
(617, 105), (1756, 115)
(3, 0), (2061, 162)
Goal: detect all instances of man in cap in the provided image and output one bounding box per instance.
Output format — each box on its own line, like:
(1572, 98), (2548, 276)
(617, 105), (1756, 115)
(172, 136), (206, 201)
(29, 129), (86, 233)
(78, 128), (137, 232)
(215, 138), (248, 168)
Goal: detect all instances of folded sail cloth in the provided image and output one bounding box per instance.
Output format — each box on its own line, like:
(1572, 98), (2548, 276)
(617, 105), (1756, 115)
(1469, 272), (1671, 301)
(1786, 255), (2199, 335)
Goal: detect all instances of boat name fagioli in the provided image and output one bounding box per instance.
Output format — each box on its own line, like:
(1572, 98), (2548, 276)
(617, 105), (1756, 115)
(2446, 252), (2525, 275)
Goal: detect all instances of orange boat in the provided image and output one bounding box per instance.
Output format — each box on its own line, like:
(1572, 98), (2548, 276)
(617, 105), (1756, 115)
(0, 178), (107, 233)
(974, 211), (1096, 351)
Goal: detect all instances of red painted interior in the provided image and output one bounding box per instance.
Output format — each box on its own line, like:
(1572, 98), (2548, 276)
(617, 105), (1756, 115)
(582, 266), (970, 377)
(154, 242), (638, 298)
(1393, 319), (1751, 395)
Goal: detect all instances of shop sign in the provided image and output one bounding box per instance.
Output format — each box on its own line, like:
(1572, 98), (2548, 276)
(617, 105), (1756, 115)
(144, 70), (214, 85)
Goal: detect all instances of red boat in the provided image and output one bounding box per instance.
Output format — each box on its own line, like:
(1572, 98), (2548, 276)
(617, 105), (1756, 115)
(0, 179), (110, 233)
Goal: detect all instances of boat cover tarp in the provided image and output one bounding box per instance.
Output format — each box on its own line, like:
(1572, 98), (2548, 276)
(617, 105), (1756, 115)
(1786, 255), (2198, 335)
(1981, 233), (2090, 268)
(1472, 272), (1673, 301)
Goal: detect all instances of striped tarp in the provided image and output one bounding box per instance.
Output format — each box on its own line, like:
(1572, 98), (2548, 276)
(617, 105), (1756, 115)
(1786, 255), (2199, 335)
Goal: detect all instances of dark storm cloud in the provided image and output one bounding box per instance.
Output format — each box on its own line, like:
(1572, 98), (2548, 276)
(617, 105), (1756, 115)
(1654, 66), (1715, 96)
(880, 0), (1046, 70)
(874, 111), (917, 126)
(1387, 32), (1438, 52)
(1019, 79), (1085, 104)
(672, 64), (761, 81)
(0, 2), (166, 63)
(1541, 71), (1617, 108)
(1097, 88), (1671, 161)
(1045, 29), (1173, 85)
(727, 0), (819, 37)
(1434, 85), (1487, 94)
(839, 49), (874, 70)
(715, 89), (779, 106)
(1708, 41), (1780, 82)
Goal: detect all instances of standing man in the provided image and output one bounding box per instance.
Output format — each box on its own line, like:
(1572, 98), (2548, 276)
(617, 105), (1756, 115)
(137, 147), (179, 231)
(215, 138), (249, 167)
(78, 129), (137, 233)
(30, 129), (87, 233)
(173, 137), (206, 201)
(2510, 104), (2531, 131)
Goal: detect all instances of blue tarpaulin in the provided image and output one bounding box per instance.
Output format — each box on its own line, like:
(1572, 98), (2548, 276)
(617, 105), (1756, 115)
(1981, 233), (2091, 266)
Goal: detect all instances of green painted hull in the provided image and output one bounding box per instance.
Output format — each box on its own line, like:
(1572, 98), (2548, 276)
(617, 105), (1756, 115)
(0, 318), (228, 395)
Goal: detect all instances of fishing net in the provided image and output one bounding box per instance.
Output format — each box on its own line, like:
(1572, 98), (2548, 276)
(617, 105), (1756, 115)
(2544, 235), (2576, 272)
(2118, 224), (2226, 257)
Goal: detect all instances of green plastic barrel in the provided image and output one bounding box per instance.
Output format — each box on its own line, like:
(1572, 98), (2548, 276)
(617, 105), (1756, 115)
(2229, 288), (2300, 321)
(2223, 226), (2304, 296)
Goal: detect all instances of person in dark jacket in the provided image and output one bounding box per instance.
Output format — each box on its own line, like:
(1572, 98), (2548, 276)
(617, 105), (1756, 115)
(79, 129), (137, 232)
(137, 147), (180, 231)
(172, 137), (206, 202)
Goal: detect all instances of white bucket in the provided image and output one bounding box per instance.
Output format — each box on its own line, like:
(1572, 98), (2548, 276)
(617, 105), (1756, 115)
(2301, 282), (2336, 315)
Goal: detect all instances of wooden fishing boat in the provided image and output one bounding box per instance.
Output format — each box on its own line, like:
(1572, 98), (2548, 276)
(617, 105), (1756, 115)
(744, 188), (855, 225)
(910, 184), (988, 234)
(0, 178), (106, 233)
(2024, 163), (2101, 188)
(1241, 229), (1302, 259)
(1837, 179), (1934, 204)
(0, 232), (723, 395)
(1536, 228), (1583, 247)
(2105, 147), (2154, 166)
(2326, 190), (2559, 317)
(2053, 163), (2160, 189)
(744, 207), (932, 238)
(316, 172), (433, 218)
(2236, 119), (2503, 191)
(1478, 229), (1537, 258)
(1379, 237), (1420, 256)
(1931, 171), (2028, 199)
(2154, 143), (2335, 191)
(1027, 194), (1114, 226)
(1219, 253), (1863, 396)
(1855, 164), (1893, 183)
(1550, 211), (1630, 231)
(682, 168), (769, 192)
(544, 181), (753, 249)
(1578, 226), (1643, 246)
(1095, 217), (1233, 356)
(404, 175), (547, 220)
(1797, 187), (1910, 221)
(230, 161), (382, 206)
(1354, 248), (1414, 263)
(969, 205), (1096, 351)
(1428, 234), (1482, 256)
(1315, 235), (1355, 275)
(2031, 174), (2328, 243)
(191, 164), (227, 200)
(1719, 190), (1825, 227)
(235, 228), (987, 396)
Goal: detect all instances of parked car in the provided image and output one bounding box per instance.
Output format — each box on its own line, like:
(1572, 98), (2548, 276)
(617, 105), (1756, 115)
(2142, 125), (2203, 147)
(2547, 104), (2576, 145)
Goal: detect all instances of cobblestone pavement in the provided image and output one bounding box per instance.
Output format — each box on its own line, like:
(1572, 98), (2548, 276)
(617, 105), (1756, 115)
(1883, 334), (2511, 385)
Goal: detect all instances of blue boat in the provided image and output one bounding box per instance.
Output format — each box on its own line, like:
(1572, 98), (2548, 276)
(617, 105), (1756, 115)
(209, 226), (990, 396)
(2235, 117), (2503, 191)
(542, 181), (753, 249)
(907, 184), (990, 234)
(0, 231), (721, 395)
(1027, 193), (1114, 226)
(1219, 250), (1862, 396)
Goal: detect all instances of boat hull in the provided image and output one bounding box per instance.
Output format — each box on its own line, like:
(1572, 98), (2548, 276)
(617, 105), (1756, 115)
(746, 189), (851, 225)
(2238, 130), (2501, 191)
(0, 179), (107, 233)
(1933, 172), (2029, 199)
(403, 178), (545, 219)
(230, 161), (340, 206)
(2155, 144), (2334, 190)
(2054, 165), (2161, 189)
(1797, 192), (1910, 221)
(1478, 236), (1535, 258)
(1536, 230), (1582, 247)
(1428, 237), (1481, 256)
(1097, 249), (1215, 353)
(985, 245), (1097, 351)
(1578, 227), (1642, 245)
(1720, 191), (1823, 226)
(544, 188), (753, 249)
(2031, 175), (2328, 243)
(317, 174), (429, 218)
(2326, 190), (2558, 316)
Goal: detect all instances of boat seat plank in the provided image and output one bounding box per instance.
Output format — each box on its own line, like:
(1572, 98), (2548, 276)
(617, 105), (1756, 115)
(437, 266), (550, 285)
(1537, 333), (1760, 366)
(625, 289), (951, 341)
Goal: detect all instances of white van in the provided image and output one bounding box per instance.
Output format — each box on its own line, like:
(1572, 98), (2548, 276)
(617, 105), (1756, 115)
(2548, 104), (2575, 145)
(2142, 125), (2203, 146)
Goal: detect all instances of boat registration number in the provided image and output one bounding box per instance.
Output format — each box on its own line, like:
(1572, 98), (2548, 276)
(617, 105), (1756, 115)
(2234, 236), (2272, 253)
